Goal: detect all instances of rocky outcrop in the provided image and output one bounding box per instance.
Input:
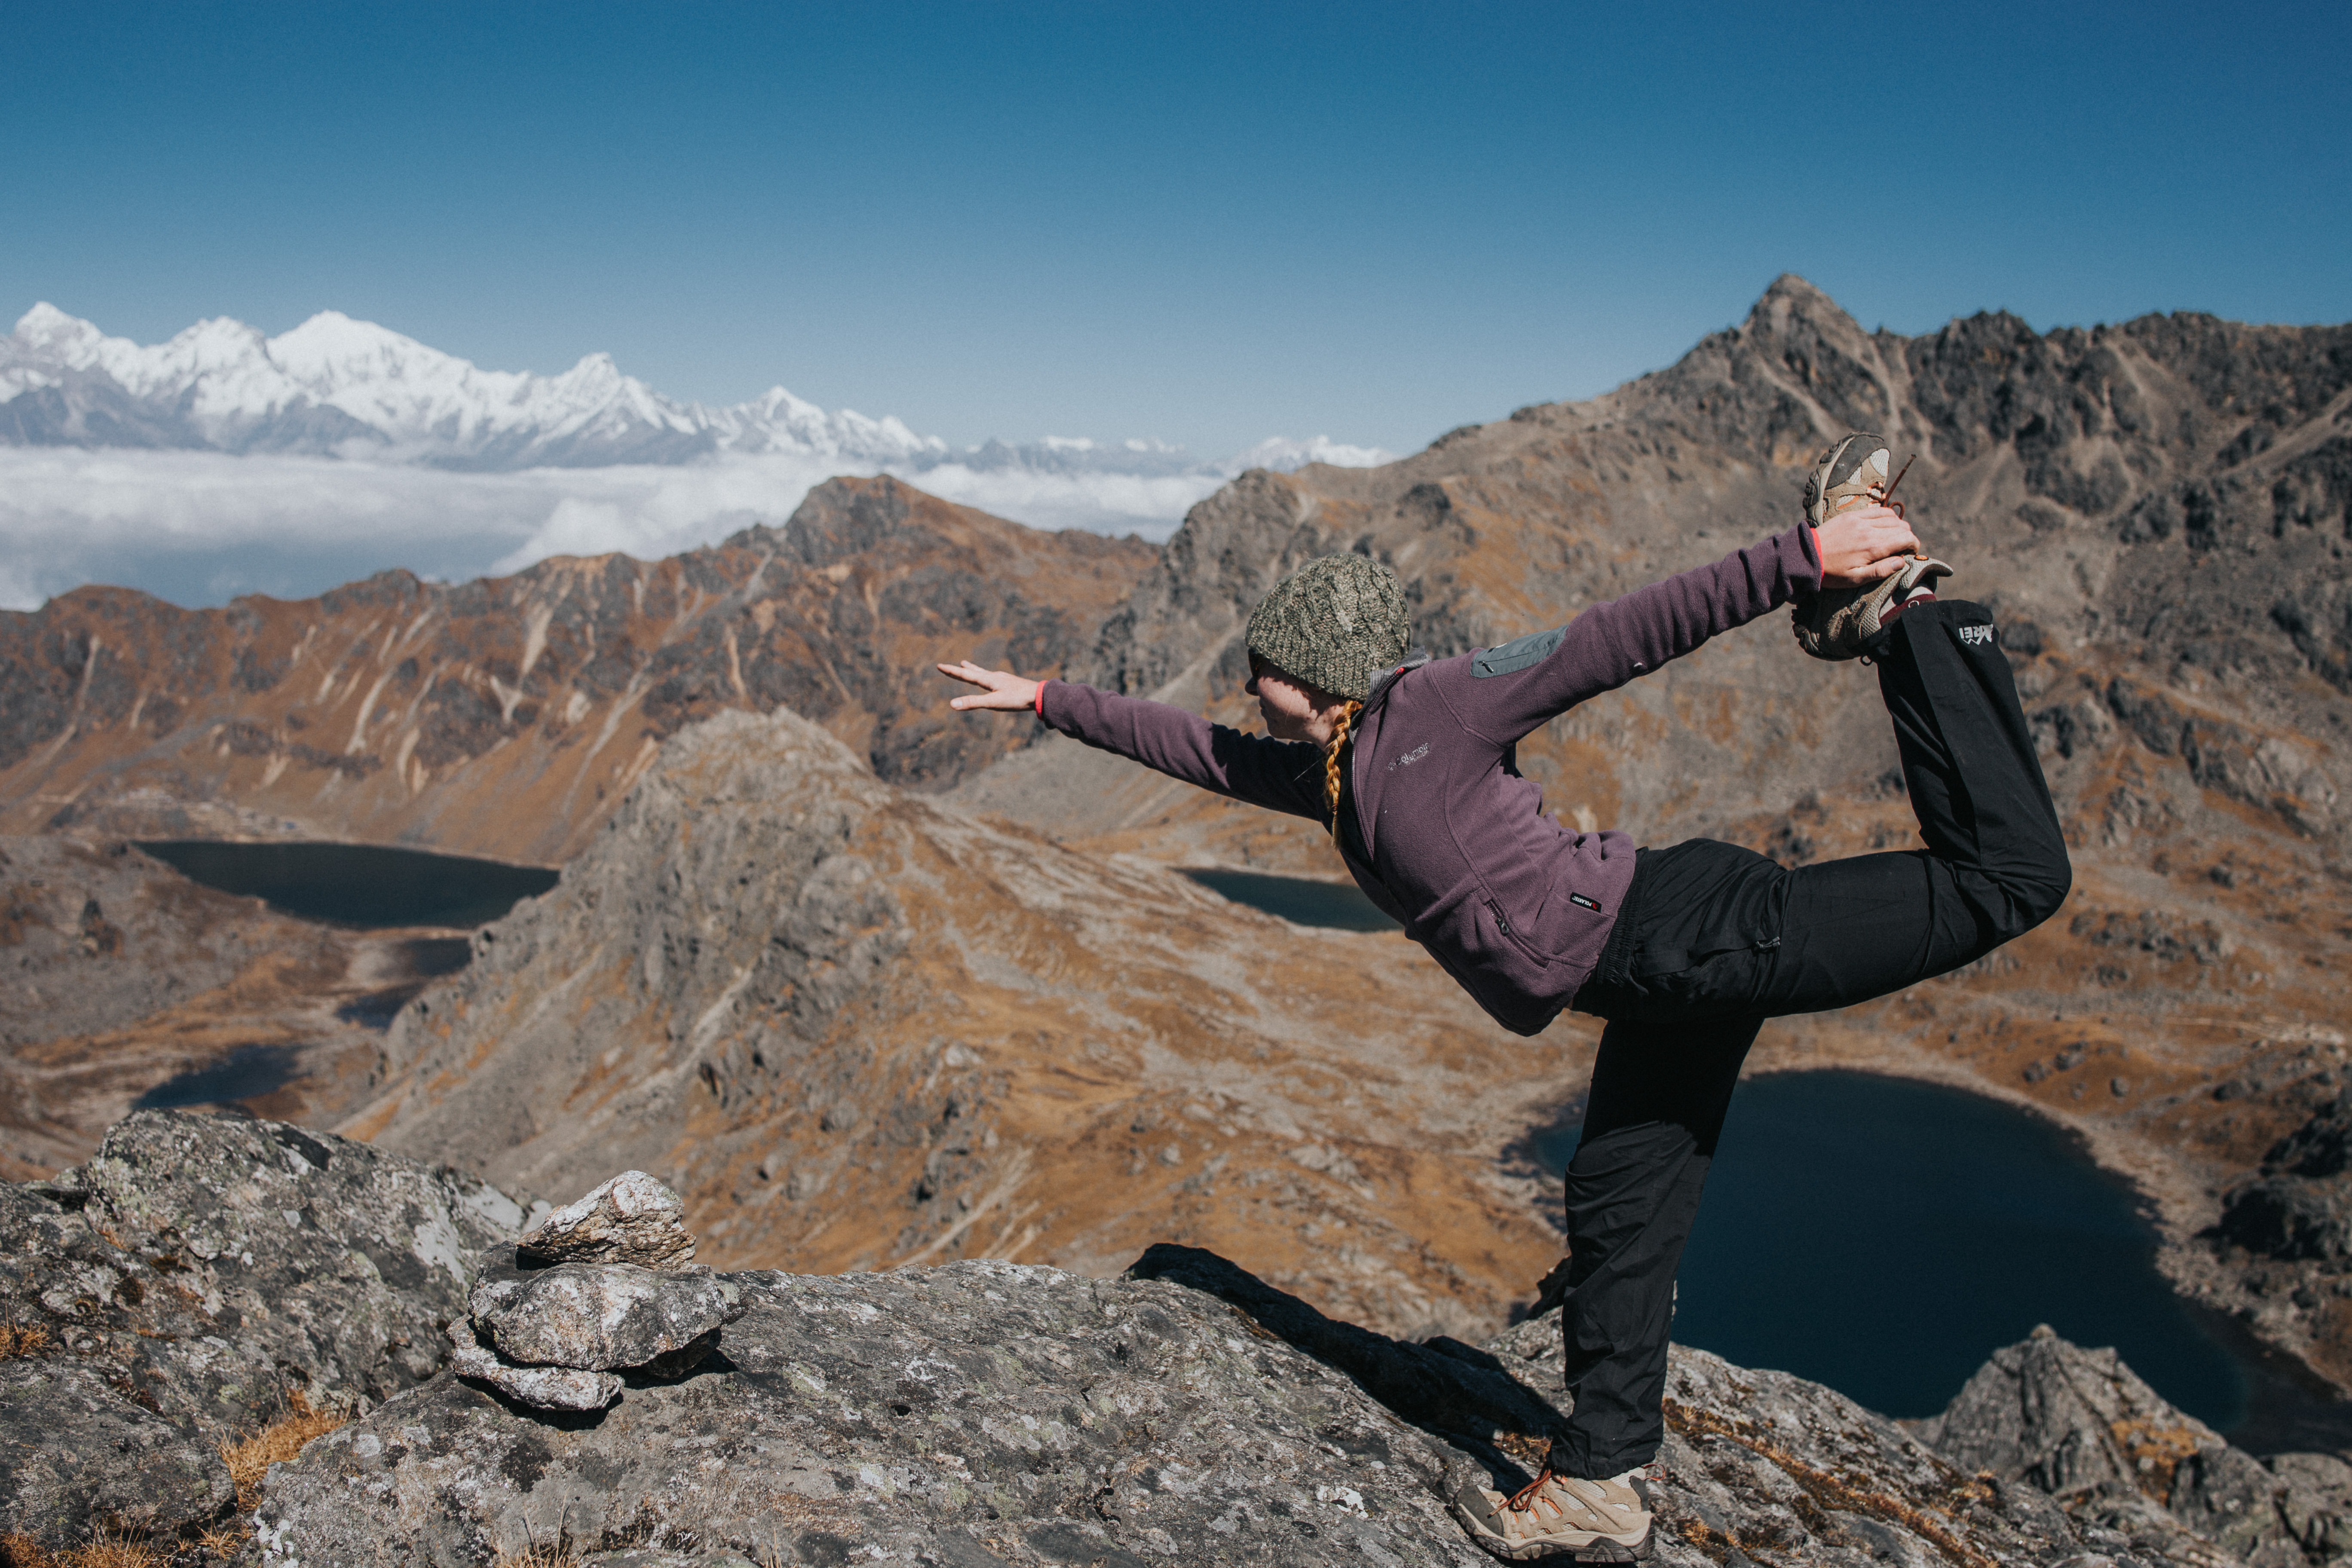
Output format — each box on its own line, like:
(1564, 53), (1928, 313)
(2221, 1090), (2352, 1264)
(0, 1109), (533, 1547)
(0, 1357), (233, 1547)
(1916, 1321), (2352, 1566)
(248, 1230), (2352, 1568)
(0, 476), (1154, 864)
(6, 1110), (2350, 1568)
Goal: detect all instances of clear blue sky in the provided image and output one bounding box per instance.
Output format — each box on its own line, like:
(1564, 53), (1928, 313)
(7, 0), (2347, 457)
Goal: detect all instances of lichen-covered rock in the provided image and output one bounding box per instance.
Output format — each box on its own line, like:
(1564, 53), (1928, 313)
(1484, 1309), (2139, 1568)
(1920, 1323), (2228, 1498)
(0, 1109), (534, 1552)
(251, 1252), (1512, 1567)
(2271, 1453), (2352, 1559)
(2169, 1444), (2296, 1564)
(446, 1322), (624, 1414)
(0, 1109), (527, 1448)
(0, 1357), (234, 1547)
(470, 1252), (744, 1372)
(517, 1170), (695, 1269)
(244, 1244), (2277, 1568)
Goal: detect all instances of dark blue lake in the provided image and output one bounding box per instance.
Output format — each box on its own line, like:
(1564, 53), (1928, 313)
(135, 1044), (304, 1110)
(1200, 871), (2352, 1449)
(138, 839), (558, 929)
(1179, 867), (1397, 932)
(1525, 1069), (2351, 1449)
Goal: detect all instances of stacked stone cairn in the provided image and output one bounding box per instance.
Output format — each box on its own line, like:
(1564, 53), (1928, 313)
(445, 1170), (744, 1412)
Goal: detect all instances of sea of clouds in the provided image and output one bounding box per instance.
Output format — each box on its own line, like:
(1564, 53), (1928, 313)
(0, 437), (1391, 611)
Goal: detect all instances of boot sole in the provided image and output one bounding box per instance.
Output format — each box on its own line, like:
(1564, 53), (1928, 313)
(1454, 1501), (1653, 1561)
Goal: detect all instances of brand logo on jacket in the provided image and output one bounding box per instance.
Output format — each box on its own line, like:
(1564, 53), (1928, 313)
(1390, 743), (1430, 770)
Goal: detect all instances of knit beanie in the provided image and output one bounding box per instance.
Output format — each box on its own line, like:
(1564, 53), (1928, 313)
(1243, 553), (1410, 702)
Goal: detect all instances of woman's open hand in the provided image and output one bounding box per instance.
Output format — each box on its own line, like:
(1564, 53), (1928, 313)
(1812, 504), (1922, 586)
(938, 660), (1040, 712)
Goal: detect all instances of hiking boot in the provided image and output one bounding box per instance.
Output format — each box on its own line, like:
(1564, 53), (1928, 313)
(1793, 431), (1951, 661)
(1792, 552), (1954, 661)
(1801, 431), (1894, 527)
(1454, 1464), (1652, 1561)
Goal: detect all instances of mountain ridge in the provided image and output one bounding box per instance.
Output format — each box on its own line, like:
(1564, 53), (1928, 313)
(0, 301), (1390, 479)
(0, 476), (1157, 864)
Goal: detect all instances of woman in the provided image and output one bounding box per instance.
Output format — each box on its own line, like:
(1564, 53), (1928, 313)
(939, 433), (2070, 1562)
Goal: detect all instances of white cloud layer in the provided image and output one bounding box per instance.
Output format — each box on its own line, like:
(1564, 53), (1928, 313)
(0, 435), (1383, 620)
(0, 302), (1401, 610)
(0, 444), (1369, 610)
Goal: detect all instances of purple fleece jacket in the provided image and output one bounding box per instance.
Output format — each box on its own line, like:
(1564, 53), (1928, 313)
(1037, 524), (1823, 1036)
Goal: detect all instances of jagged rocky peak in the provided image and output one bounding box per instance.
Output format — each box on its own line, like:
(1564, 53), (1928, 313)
(1917, 1321), (2352, 1564)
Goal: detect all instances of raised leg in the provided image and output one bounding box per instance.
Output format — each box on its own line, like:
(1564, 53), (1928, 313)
(1757, 597), (2072, 1014)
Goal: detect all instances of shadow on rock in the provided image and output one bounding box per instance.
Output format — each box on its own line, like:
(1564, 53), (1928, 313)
(1128, 1241), (1567, 1488)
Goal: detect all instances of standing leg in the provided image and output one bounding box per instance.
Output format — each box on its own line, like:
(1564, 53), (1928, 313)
(1551, 1010), (1761, 1478)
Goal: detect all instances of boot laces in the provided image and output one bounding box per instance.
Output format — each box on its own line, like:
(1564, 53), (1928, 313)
(1504, 1465), (1568, 1516)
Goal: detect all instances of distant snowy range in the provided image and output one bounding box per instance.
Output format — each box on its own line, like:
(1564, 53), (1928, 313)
(0, 303), (1393, 609)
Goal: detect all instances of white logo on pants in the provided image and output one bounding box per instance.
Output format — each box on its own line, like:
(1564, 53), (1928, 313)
(1957, 625), (1995, 646)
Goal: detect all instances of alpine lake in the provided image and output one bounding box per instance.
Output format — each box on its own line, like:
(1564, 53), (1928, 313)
(127, 839), (555, 1113)
(141, 844), (2351, 1447)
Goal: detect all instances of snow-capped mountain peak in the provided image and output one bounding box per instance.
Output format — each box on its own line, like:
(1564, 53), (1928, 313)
(0, 303), (933, 469)
(1, 303), (1389, 482)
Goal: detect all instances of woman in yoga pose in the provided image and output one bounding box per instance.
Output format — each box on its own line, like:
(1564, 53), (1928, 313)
(939, 434), (2070, 1562)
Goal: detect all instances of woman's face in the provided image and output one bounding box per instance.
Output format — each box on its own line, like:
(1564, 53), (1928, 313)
(1246, 657), (1345, 744)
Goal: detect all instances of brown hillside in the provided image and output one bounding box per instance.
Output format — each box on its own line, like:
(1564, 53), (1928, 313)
(0, 476), (1155, 864)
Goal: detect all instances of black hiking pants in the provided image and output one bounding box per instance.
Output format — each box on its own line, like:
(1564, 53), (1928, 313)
(1551, 599), (2071, 1478)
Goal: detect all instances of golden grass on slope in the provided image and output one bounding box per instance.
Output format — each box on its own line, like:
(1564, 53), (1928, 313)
(221, 1389), (346, 1512)
(0, 1324), (50, 1359)
(0, 1527), (163, 1568)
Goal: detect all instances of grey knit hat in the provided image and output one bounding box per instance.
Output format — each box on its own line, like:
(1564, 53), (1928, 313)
(1243, 553), (1410, 702)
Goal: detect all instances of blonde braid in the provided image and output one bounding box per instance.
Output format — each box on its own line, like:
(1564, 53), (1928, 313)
(1323, 701), (1363, 842)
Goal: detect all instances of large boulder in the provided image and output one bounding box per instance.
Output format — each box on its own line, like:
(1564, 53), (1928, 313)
(0, 1109), (533, 1546)
(0, 1358), (233, 1548)
(2220, 1090), (2352, 1263)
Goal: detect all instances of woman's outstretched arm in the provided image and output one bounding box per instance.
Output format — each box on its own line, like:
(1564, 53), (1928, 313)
(1452, 505), (1918, 744)
(938, 661), (1331, 821)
